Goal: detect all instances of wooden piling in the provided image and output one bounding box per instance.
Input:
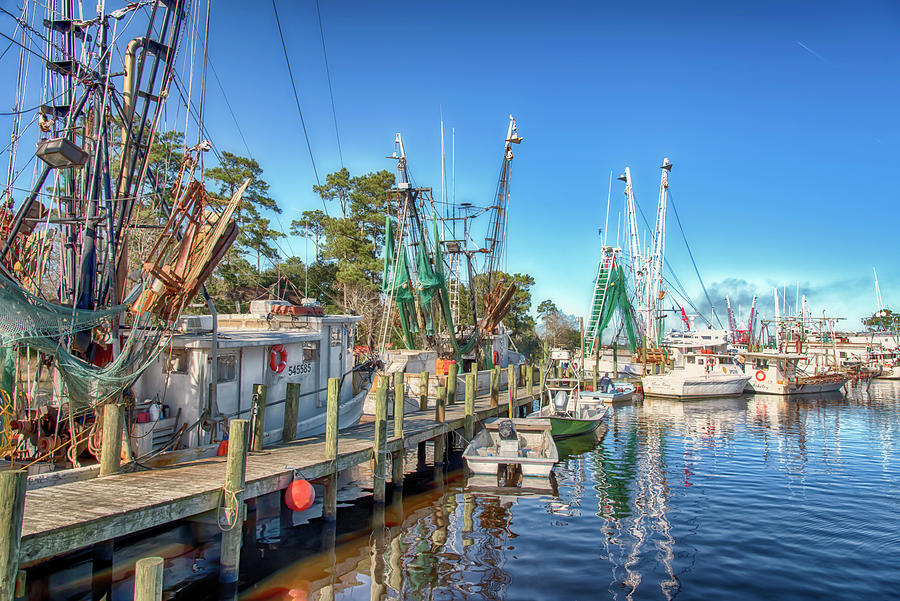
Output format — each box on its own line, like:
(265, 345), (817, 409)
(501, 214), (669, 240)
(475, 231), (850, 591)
(0, 470), (26, 601)
(391, 449), (404, 489)
(325, 378), (340, 461)
(283, 382), (300, 443)
(490, 367), (499, 408)
(465, 373), (475, 441)
(435, 385), (446, 423)
(507, 365), (517, 418)
(251, 384), (267, 452)
(323, 378), (340, 521)
(133, 557), (164, 601)
(219, 419), (249, 584)
(373, 377), (388, 503)
(526, 362), (534, 396)
(392, 371), (404, 439)
(447, 363), (458, 405)
(419, 372), (429, 410)
(12, 571), (24, 601)
(99, 402), (123, 477)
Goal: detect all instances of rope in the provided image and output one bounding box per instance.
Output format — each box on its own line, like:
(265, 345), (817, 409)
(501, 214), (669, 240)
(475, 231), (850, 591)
(271, 0), (320, 187)
(217, 484), (244, 531)
(314, 0), (343, 168)
(667, 190), (722, 328)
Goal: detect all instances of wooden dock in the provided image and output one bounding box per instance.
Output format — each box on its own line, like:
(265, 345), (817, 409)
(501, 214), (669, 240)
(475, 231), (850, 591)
(17, 384), (538, 567)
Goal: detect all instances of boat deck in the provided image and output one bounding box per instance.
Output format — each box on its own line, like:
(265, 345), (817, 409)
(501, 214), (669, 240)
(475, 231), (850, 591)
(18, 387), (538, 565)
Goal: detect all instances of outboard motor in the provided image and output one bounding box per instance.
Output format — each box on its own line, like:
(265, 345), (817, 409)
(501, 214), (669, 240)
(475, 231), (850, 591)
(552, 390), (569, 412)
(496, 419), (520, 457)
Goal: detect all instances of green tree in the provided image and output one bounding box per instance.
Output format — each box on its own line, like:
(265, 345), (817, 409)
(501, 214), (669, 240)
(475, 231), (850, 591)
(205, 151), (284, 272)
(863, 309), (900, 331)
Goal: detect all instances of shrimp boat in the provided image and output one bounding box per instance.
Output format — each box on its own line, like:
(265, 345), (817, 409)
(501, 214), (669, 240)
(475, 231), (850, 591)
(463, 418), (558, 477)
(642, 345), (750, 400)
(740, 351), (846, 395)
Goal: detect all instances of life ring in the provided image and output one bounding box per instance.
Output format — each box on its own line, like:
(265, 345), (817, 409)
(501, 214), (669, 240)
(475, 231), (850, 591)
(708, 357), (717, 366)
(755, 370), (766, 382)
(493, 350), (500, 366)
(269, 344), (287, 373)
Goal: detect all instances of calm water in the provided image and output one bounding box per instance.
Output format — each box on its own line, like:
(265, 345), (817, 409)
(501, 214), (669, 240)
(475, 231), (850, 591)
(30, 381), (900, 600)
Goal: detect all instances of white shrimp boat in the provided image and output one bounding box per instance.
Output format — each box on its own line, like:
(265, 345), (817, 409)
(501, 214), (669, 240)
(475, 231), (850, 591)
(739, 351), (846, 395)
(642, 350), (749, 399)
(463, 418), (558, 477)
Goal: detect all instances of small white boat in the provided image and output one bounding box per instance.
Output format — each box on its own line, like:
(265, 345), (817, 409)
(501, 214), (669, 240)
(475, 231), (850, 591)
(580, 382), (636, 403)
(463, 418), (558, 477)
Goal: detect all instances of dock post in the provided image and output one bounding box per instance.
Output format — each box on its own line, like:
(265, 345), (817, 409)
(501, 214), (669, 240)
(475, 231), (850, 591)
(391, 448), (404, 489)
(12, 571), (24, 601)
(283, 382), (300, 443)
(526, 363), (534, 396)
(393, 371), (404, 439)
(592, 340), (600, 391)
(323, 378), (340, 521)
(219, 419), (249, 585)
(373, 377), (388, 503)
(418, 372), (429, 410)
(434, 385), (446, 466)
(447, 363), (458, 405)
(133, 557), (164, 601)
(435, 386), (446, 423)
(99, 402), (123, 477)
(490, 367), (499, 408)
(251, 384), (266, 452)
(465, 373), (475, 441)
(0, 470), (26, 601)
(507, 365), (517, 418)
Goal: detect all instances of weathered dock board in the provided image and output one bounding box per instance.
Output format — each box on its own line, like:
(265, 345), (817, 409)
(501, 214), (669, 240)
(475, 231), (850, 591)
(18, 388), (537, 566)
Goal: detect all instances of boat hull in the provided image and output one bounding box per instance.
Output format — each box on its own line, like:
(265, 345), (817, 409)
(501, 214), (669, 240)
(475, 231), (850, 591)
(642, 374), (749, 399)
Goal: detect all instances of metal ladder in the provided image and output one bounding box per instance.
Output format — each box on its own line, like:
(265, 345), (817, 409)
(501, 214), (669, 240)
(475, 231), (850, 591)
(585, 250), (615, 356)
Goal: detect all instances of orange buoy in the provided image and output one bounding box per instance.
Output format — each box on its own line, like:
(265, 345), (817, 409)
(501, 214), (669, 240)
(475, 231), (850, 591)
(217, 439), (229, 456)
(285, 479), (315, 512)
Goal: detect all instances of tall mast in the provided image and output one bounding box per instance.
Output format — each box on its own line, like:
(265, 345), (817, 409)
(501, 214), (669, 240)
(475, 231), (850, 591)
(645, 158), (671, 344)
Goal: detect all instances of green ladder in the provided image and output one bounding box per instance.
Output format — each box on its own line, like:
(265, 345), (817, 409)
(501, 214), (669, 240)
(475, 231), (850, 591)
(585, 259), (613, 356)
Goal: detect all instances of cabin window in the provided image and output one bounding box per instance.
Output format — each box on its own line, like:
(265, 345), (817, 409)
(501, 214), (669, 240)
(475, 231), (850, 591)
(217, 355), (236, 383)
(165, 350), (189, 374)
(687, 356), (695, 364)
(331, 327), (342, 347)
(303, 342), (318, 362)
(754, 359), (769, 370)
(839, 351), (847, 358)
(697, 358), (704, 365)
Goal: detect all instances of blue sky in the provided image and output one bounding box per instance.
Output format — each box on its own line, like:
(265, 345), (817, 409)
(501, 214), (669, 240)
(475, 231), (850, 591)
(2, 0), (899, 328)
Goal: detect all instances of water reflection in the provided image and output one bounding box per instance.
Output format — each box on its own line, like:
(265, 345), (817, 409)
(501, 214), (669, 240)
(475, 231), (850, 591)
(28, 383), (900, 600)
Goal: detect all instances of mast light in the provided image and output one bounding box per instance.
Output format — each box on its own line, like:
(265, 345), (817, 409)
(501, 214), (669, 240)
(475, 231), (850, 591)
(36, 137), (88, 168)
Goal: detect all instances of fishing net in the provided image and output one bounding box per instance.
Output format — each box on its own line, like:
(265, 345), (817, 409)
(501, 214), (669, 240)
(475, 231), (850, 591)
(0, 272), (169, 412)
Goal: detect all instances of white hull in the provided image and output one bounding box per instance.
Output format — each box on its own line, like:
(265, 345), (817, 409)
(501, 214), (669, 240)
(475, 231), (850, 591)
(746, 378), (846, 395)
(463, 419), (558, 478)
(875, 365), (900, 380)
(642, 373), (749, 399)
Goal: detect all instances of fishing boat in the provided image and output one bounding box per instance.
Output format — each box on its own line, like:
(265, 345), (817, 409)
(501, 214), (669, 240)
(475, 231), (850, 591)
(0, 2), (375, 473)
(642, 348), (749, 399)
(463, 418), (558, 477)
(366, 118), (525, 415)
(580, 382), (636, 403)
(526, 390), (607, 439)
(740, 351), (846, 395)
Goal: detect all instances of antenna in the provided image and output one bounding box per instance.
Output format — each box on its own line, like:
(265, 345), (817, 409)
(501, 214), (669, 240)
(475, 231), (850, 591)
(874, 267), (885, 315)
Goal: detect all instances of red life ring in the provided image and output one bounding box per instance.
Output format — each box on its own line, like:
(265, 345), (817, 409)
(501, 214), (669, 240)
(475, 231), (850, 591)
(755, 370), (766, 382)
(493, 350), (500, 365)
(269, 345), (287, 373)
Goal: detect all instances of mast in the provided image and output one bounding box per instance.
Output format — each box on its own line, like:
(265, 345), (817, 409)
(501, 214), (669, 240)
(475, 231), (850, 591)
(645, 158), (671, 345)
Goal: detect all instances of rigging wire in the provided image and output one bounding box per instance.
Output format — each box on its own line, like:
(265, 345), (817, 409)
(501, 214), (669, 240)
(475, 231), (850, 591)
(314, 0), (342, 168)
(271, 0), (321, 188)
(667, 189), (722, 328)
